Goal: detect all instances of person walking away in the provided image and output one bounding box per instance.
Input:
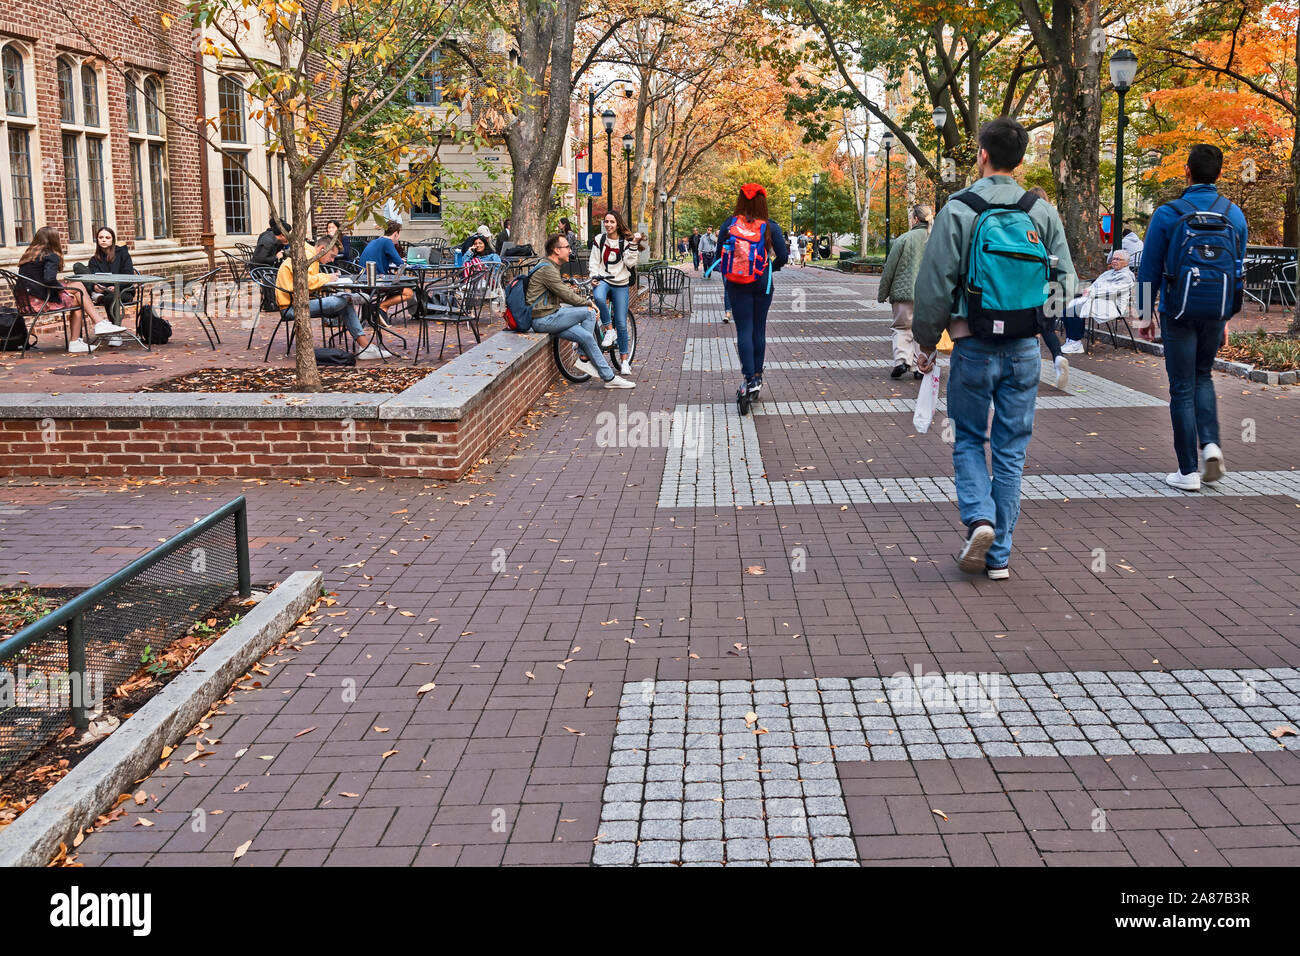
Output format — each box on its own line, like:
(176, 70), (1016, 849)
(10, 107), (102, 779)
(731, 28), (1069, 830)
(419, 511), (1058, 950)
(708, 182), (790, 406)
(1060, 249), (1138, 353)
(589, 210), (645, 376)
(689, 227), (702, 271)
(17, 226), (117, 352)
(876, 204), (932, 380)
(1137, 143), (1247, 491)
(528, 233), (634, 389)
(913, 117), (1075, 580)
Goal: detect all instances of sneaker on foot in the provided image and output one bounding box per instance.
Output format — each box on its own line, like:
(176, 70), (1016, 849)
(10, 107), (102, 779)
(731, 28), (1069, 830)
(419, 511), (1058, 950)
(1061, 338), (1085, 355)
(92, 319), (128, 335)
(913, 370), (924, 380)
(601, 326), (616, 348)
(67, 338), (97, 353)
(572, 357), (598, 379)
(1165, 470), (1201, 492)
(890, 362), (907, 379)
(619, 359), (632, 376)
(1053, 354), (1070, 390)
(355, 342), (394, 360)
(108, 336), (123, 347)
(986, 565), (1010, 581)
(603, 375), (635, 389)
(723, 311), (731, 324)
(958, 522), (995, 573)
(1200, 442), (1226, 483)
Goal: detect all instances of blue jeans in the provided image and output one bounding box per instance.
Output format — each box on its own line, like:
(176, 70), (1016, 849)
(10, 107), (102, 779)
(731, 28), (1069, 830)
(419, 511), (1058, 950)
(286, 295), (364, 341)
(1161, 315), (1226, 475)
(593, 281), (631, 355)
(531, 305), (614, 381)
(947, 336), (1042, 568)
(728, 282), (773, 382)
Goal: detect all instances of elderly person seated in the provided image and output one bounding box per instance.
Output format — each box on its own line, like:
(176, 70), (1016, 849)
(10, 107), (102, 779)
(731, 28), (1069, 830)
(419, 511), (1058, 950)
(1060, 249), (1139, 354)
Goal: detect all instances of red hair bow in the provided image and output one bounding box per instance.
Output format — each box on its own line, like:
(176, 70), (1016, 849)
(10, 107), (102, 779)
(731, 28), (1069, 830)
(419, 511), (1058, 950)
(740, 182), (767, 199)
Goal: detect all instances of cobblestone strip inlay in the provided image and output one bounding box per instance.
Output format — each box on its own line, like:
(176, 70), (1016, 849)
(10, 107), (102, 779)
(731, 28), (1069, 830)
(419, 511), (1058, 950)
(595, 669), (1300, 866)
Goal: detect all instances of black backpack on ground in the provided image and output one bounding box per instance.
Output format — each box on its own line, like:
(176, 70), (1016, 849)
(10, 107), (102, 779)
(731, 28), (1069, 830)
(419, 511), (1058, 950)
(0, 307), (34, 351)
(135, 304), (172, 344)
(314, 347), (356, 366)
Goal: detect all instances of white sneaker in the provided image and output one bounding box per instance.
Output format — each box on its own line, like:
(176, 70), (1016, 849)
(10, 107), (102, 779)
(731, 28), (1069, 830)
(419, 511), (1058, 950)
(1053, 355), (1070, 390)
(1060, 339), (1085, 355)
(92, 319), (128, 335)
(1165, 470), (1201, 492)
(619, 359), (632, 376)
(986, 566), (1010, 581)
(957, 523), (995, 573)
(108, 337), (123, 347)
(1200, 443), (1226, 483)
(355, 342), (394, 360)
(572, 358), (599, 379)
(67, 338), (97, 353)
(723, 311), (731, 324)
(601, 327), (616, 348)
(603, 375), (635, 389)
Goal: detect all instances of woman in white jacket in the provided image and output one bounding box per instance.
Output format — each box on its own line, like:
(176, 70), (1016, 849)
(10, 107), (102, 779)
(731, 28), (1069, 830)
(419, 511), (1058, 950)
(589, 209), (645, 375)
(1061, 249), (1138, 353)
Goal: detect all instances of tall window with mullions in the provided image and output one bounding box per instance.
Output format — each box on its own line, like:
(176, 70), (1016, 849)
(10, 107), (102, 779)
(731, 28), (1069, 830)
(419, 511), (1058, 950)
(129, 143), (145, 238)
(86, 137), (107, 229)
(149, 143), (168, 237)
(222, 154), (251, 235)
(8, 128), (34, 244)
(62, 134), (82, 243)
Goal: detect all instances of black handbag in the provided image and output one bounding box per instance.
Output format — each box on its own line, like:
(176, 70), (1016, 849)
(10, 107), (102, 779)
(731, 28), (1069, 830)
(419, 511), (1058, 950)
(314, 347), (356, 366)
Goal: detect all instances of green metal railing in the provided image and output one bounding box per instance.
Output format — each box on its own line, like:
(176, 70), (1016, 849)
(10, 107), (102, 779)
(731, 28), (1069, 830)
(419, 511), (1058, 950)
(0, 496), (250, 779)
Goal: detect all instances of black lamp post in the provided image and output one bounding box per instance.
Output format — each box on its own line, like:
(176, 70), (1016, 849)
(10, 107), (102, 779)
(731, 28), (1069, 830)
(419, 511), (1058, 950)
(881, 130), (895, 255)
(601, 108), (615, 227)
(658, 191), (667, 259)
(622, 133), (634, 223)
(670, 196), (677, 259)
(1109, 48), (1138, 253)
(789, 193), (796, 236)
(931, 105), (947, 210)
(811, 172), (821, 258)
(588, 81), (633, 241)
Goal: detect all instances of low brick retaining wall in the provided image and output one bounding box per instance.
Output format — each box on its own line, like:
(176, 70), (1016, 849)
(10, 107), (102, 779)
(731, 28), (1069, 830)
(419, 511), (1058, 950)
(0, 333), (555, 480)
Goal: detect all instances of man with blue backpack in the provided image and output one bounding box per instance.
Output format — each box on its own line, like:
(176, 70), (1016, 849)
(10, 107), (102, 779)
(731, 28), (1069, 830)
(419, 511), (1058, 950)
(914, 118), (1075, 581)
(1137, 144), (1247, 491)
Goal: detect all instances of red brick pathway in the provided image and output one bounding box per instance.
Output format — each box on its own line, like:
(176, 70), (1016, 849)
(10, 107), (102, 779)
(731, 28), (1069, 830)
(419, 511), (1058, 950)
(2, 268), (1299, 865)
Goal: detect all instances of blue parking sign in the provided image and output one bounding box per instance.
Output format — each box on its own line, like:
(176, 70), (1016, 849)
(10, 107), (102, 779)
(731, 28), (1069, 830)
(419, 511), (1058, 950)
(577, 172), (602, 197)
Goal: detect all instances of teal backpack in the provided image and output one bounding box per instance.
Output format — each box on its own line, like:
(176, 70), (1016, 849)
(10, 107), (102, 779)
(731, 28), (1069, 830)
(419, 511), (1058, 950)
(954, 190), (1050, 339)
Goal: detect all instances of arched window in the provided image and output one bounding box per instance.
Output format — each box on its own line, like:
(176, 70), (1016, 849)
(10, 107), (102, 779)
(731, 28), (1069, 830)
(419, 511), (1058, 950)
(1, 43), (36, 245)
(143, 76), (162, 137)
(2, 45), (24, 116)
(218, 75), (245, 142)
(80, 65), (99, 128)
(57, 58), (75, 123)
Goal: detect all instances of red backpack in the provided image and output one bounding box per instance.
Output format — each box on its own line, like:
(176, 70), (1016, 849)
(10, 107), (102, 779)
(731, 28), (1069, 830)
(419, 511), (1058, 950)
(722, 216), (769, 285)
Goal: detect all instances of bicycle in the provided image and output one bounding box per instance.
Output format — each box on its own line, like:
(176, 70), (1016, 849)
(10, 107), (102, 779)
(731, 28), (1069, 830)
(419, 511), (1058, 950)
(551, 276), (638, 383)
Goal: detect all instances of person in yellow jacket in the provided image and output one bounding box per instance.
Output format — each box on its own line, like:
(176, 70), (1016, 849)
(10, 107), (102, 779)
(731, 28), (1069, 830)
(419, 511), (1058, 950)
(276, 236), (392, 359)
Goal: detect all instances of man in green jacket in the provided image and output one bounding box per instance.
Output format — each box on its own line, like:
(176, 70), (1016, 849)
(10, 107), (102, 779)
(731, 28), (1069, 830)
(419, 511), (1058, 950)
(913, 118), (1075, 580)
(877, 204), (932, 379)
(527, 234), (634, 388)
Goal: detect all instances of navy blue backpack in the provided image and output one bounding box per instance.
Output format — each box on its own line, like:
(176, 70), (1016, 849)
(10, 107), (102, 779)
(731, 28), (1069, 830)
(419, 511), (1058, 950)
(1161, 195), (1242, 322)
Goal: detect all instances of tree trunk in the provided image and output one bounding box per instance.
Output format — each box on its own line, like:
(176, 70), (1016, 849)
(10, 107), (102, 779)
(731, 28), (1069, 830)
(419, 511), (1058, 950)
(1290, 122), (1300, 332)
(504, 0), (579, 249)
(288, 178), (323, 392)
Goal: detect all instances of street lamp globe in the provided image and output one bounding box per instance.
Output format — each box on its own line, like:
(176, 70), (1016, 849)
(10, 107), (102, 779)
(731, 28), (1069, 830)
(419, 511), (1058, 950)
(812, 172), (820, 186)
(621, 133), (634, 154)
(601, 109), (616, 133)
(880, 130), (896, 150)
(658, 191), (667, 205)
(1109, 49), (1138, 92)
(931, 105), (947, 130)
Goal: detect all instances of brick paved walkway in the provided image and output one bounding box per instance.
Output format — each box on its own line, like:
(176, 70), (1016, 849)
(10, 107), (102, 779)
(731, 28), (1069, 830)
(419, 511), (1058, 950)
(3, 267), (1300, 866)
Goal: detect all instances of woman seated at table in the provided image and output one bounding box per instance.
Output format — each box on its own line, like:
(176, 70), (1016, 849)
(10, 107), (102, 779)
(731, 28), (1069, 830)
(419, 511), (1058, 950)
(1059, 248), (1140, 354)
(277, 236), (394, 360)
(17, 226), (125, 353)
(461, 234), (502, 274)
(357, 220), (415, 325)
(71, 226), (136, 327)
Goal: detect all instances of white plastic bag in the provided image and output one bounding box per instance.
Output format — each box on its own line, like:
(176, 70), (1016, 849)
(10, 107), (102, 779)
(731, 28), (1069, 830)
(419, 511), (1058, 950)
(912, 355), (941, 434)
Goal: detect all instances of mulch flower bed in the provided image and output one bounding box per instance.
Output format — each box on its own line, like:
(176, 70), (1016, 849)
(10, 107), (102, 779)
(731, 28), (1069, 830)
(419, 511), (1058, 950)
(1222, 331), (1300, 373)
(141, 366), (434, 394)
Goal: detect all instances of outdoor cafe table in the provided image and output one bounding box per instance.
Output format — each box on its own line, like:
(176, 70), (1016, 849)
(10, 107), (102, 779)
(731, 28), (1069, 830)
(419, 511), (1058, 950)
(325, 274), (417, 360)
(77, 273), (167, 349)
(404, 264), (465, 363)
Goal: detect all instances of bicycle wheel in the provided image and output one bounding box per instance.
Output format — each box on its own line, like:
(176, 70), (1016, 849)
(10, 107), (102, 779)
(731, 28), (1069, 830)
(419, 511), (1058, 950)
(552, 335), (593, 383)
(610, 312), (636, 366)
